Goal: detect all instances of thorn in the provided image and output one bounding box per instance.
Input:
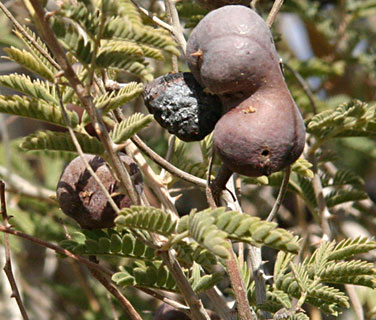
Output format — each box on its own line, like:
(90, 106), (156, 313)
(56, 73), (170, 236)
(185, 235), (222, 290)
(110, 192), (122, 198)
(190, 49), (203, 57)
(263, 274), (274, 281)
(173, 193), (183, 201)
(45, 10), (57, 21)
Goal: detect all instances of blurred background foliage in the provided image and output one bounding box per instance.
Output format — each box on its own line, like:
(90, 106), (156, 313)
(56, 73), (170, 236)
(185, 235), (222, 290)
(0, 0), (376, 319)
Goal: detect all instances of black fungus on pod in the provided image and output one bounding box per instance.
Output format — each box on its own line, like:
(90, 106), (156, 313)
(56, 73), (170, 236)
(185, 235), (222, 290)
(143, 72), (223, 142)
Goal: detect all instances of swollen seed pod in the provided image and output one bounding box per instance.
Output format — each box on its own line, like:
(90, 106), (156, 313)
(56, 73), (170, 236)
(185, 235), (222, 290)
(187, 6), (280, 96)
(213, 88), (306, 177)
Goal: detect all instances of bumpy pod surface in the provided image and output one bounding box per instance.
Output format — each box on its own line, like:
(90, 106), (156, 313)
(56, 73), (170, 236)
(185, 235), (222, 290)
(56, 154), (142, 229)
(143, 72), (222, 142)
(187, 6), (280, 96)
(213, 88), (306, 177)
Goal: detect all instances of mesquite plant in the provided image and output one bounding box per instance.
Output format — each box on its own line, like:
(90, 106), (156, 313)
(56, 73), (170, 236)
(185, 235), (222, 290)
(0, 1), (376, 319)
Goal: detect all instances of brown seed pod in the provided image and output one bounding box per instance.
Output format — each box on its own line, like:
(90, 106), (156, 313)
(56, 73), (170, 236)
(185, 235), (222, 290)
(187, 6), (280, 96)
(213, 88), (306, 177)
(56, 154), (142, 229)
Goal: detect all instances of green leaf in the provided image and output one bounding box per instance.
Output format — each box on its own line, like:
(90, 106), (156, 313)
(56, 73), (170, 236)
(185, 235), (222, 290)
(291, 158), (314, 178)
(259, 288), (291, 313)
(113, 262), (179, 292)
(115, 206), (177, 236)
(20, 130), (104, 154)
(174, 241), (218, 269)
(192, 272), (223, 293)
(0, 95), (79, 128)
(96, 49), (144, 69)
(325, 189), (368, 207)
(110, 113), (152, 144)
(290, 263), (310, 292)
(50, 17), (93, 64)
(112, 270), (135, 287)
(3, 47), (55, 81)
(276, 273), (349, 314)
(320, 260), (376, 288)
(172, 139), (209, 180)
(98, 237), (111, 253)
(110, 233), (122, 253)
(0, 74), (58, 105)
(139, 44), (164, 60)
(304, 241), (334, 275)
(328, 237), (376, 261)
(211, 208), (300, 254)
(103, 16), (179, 56)
(95, 82), (144, 112)
(307, 100), (376, 139)
(61, 230), (159, 260)
(188, 209), (231, 259)
(14, 25), (58, 75)
(274, 251), (295, 282)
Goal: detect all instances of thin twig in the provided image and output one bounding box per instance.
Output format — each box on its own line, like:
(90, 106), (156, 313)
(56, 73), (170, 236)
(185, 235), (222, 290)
(124, 139), (178, 216)
(129, 0), (174, 32)
(251, 0), (259, 11)
(160, 250), (211, 320)
(129, 0), (186, 54)
(159, 134), (176, 180)
(0, 1), (60, 71)
(311, 159), (332, 240)
(205, 287), (236, 320)
(89, 267), (143, 320)
(163, 1), (179, 72)
(0, 165), (56, 204)
(345, 284), (364, 320)
(131, 135), (207, 188)
(266, 0), (284, 28)
(266, 166), (291, 222)
(208, 172), (258, 320)
(284, 62), (318, 114)
(86, 10), (106, 89)
(225, 178), (262, 320)
(0, 116), (11, 182)
(108, 293), (119, 320)
(0, 224), (113, 276)
(67, 259), (101, 312)
(226, 249), (257, 320)
(163, 0), (187, 55)
(0, 181), (29, 320)
(137, 287), (190, 315)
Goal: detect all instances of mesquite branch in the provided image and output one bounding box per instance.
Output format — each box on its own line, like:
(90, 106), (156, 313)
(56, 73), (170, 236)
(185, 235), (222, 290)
(1, 181), (29, 320)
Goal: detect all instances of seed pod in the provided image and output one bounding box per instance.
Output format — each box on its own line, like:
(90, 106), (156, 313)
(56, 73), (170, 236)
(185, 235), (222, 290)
(213, 89), (306, 177)
(143, 72), (222, 142)
(56, 154), (142, 229)
(187, 6), (280, 96)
